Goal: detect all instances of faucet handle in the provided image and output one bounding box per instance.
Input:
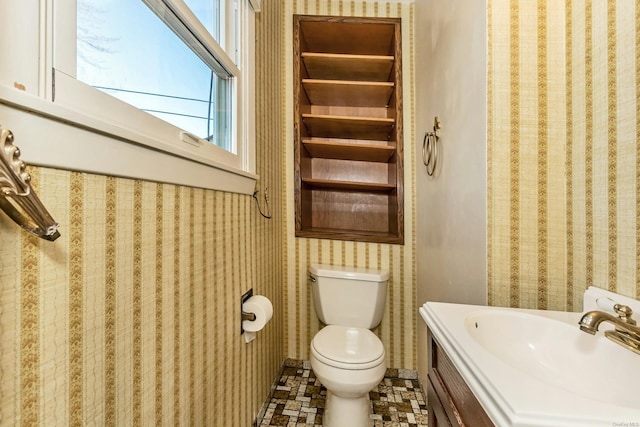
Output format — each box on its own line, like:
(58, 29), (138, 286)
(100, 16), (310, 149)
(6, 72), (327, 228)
(614, 304), (636, 325)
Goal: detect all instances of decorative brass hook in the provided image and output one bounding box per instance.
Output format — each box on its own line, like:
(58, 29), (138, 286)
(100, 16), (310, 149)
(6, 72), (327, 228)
(0, 126), (60, 241)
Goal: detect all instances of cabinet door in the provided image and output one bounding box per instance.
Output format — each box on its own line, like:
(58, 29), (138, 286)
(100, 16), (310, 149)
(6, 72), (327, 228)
(427, 331), (494, 427)
(427, 376), (453, 427)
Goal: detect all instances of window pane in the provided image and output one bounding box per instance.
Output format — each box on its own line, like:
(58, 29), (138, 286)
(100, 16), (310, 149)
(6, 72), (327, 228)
(184, 0), (221, 42)
(77, 0), (232, 150)
(184, 0), (238, 65)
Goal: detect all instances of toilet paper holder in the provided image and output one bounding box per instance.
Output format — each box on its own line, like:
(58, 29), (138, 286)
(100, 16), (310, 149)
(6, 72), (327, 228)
(241, 288), (256, 333)
(242, 311), (256, 322)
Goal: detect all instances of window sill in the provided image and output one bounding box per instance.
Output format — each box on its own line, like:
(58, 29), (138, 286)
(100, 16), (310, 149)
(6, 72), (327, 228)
(0, 84), (258, 194)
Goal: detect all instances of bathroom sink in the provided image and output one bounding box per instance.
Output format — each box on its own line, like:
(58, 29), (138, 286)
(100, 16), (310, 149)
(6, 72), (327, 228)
(421, 297), (640, 426)
(464, 309), (639, 409)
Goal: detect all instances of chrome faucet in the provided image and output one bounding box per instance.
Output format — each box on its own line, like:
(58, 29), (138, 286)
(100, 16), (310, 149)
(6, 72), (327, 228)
(579, 304), (640, 355)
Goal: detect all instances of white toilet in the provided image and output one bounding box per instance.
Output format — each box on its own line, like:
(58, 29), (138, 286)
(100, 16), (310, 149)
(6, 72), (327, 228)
(309, 264), (389, 427)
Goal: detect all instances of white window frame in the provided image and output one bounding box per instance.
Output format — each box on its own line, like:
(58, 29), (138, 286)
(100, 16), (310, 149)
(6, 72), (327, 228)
(0, 0), (259, 194)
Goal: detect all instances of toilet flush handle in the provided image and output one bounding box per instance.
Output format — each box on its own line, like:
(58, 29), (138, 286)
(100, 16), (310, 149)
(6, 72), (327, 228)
(308, 274), (317, 283)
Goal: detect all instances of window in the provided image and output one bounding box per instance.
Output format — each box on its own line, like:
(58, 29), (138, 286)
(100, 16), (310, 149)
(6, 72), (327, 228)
(50, 0), (258, 182)
(76, 1), (234, 151)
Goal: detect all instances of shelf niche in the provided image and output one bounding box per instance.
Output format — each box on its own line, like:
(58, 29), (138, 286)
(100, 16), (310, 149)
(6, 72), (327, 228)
(294, 15), (404, 244)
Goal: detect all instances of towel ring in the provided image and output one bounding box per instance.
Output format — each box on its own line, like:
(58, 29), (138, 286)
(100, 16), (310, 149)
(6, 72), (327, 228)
(422, 132), (437, 176)
(422, 116), (441, 176)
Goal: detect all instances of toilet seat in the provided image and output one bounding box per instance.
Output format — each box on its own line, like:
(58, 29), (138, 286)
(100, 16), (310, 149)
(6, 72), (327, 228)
(311, 325), (385, 370)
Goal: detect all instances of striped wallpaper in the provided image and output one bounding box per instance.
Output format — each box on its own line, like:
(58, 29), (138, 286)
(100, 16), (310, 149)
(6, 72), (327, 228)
(283, 0), (417, 370)
(8, 1), (640, 425)
(0, 1), (283, 426)
(488, 0), (640, 310)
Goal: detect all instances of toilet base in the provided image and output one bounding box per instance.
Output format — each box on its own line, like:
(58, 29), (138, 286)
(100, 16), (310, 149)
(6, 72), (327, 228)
(323, 390), (372, 427)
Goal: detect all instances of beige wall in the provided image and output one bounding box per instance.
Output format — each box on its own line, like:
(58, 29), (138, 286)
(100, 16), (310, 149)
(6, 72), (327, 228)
(283, 0), (417, 370)
(488, 0), (640, 309)
(414, 0), (488, 388)
(566, 0), (640, 307)
(415, 1), (488, 306)
(488, 0), (569, 310)
(0, 2), (283, 426)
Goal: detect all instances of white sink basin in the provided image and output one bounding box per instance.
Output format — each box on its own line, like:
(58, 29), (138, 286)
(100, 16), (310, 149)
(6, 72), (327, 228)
(464, 309), (639, 409)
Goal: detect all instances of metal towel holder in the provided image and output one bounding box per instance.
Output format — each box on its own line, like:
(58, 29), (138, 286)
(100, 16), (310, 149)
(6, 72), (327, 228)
(422, 116), (441, 176)
(0, 126), (60, 241)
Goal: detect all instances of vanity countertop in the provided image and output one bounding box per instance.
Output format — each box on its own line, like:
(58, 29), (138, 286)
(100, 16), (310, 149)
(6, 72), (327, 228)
(420, 302), (640, 427)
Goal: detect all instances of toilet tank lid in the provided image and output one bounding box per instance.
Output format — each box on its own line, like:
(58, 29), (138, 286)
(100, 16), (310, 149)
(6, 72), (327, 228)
(310, 264), (389, 282)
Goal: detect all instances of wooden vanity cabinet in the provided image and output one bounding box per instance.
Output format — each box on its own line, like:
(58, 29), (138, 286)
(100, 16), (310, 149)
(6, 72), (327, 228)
(427, 330), (494, 427)
(293, 15), (404, 244)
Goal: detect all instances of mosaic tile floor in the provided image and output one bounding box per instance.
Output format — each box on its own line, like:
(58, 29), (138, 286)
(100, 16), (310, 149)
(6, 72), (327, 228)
(257, 360), (428, 427)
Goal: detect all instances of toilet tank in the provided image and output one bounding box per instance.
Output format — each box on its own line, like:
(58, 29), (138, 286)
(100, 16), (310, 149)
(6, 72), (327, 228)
(309, 264), (389, 329)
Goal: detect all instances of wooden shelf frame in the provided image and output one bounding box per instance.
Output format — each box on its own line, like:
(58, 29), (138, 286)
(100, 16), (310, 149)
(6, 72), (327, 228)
(294, 15), (404, 244)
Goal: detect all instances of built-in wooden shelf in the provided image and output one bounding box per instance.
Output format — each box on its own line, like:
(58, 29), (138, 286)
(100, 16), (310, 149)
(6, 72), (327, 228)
(302, 139), (395, 162)
(302, 53), (394, 81)
(302, 79), (394, 107)
(302, 114), (394, 141)
(302, 177), (395, 192)
(294, 15), (403, 244)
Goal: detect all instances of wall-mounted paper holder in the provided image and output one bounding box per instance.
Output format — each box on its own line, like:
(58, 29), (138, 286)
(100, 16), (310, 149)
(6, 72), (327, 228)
(0, 126), (60, 241)
(241, 288), (256, 334)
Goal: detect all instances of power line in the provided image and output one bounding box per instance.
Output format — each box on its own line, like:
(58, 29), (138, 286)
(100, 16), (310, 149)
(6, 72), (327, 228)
(142, 108), (212, 121)
(94, 85), (212, 104)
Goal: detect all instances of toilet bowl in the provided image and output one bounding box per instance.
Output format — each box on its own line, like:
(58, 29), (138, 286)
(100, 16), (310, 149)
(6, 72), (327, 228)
(310, 325), (386, 427)
(308, 264), (389, 427)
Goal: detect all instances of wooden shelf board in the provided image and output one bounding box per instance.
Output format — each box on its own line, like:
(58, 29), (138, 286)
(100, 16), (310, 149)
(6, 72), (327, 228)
(302, 79), (393, 107)
(302, 53), (394, 81)
(302, 139), (395, 162)
(296, 227), (403, 244)
(302, 177), (394, 192)
(302, 114), (394, 140)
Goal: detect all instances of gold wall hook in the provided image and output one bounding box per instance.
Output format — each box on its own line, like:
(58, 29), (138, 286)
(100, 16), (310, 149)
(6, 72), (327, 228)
(433, 115), (441, 137)
(0, 126), (60, 241)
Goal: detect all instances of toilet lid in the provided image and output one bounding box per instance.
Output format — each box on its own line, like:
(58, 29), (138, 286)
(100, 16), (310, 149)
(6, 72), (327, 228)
(311, 325), (385, 369)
